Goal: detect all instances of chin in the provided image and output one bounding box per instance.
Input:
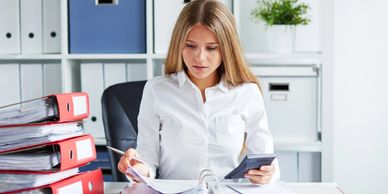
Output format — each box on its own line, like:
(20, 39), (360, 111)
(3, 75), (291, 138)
(190, 72), (211, 79)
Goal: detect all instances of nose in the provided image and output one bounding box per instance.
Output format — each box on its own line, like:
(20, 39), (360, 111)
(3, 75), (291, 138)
(195, 48), (206, 62)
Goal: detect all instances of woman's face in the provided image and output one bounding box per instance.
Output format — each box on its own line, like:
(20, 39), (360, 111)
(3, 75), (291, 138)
(182, 23), (222, 81)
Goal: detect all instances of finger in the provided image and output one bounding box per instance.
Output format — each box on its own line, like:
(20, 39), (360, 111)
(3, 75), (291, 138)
(246, 174), (271, 184)
(247, 169), (273, 176)
(125, 172), (141, 183)
(118, 156), (130, 173)
(260, 165), (274, 172)
(124, 149), (140, 166)
(125, 148), (137, 158)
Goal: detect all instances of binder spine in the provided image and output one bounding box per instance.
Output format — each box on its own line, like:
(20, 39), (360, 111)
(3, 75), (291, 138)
(54, 92), (90, 122)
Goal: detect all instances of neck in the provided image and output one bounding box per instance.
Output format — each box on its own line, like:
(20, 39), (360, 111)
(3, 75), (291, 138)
(187, 71), (220, 92)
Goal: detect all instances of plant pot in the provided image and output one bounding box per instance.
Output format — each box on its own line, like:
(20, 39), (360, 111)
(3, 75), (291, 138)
(266, 25), (296, 54)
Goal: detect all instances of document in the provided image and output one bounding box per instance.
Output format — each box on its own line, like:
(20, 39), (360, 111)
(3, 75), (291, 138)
(125, 166), (207, 194)
(0, 168), (79, 193)
(0, 145), (59, 171)
(0, 92), (89, 126)
(0, 97), (56, 126)
(0, 122), (83, 153)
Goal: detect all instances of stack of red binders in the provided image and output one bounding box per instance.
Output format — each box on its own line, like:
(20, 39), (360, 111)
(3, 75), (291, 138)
(0, 92), (104, 194)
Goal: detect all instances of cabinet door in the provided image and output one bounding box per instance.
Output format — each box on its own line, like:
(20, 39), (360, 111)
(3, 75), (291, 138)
(43, 63), (62, 95)
(104, 63), (126, 87)
(126, 63), (147, 81)
(20, 64), (43, 101)
(276, 151), (298, 182)
(298, 152), (321, 182)
(0, 64), (20, 107)
(261, 76), (318, 142)
(154, 0), (186, 54)
(81, 63), (105, 141)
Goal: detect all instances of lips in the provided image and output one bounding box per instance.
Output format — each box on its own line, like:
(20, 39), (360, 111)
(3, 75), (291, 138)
(193, 66), (208, 69)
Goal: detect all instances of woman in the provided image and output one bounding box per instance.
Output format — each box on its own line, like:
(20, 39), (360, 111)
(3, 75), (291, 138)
(118, 0), (279, 184)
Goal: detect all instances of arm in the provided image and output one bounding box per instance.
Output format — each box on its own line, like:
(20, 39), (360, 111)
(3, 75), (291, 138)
(117, 81), (161, 179)
(245, 84), (280, 184)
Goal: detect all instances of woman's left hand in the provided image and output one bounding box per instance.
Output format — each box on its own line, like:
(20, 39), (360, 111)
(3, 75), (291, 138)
(245, 163), (276, 184)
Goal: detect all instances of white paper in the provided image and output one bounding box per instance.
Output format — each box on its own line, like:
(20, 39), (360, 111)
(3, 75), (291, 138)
(125, 166), (207, 194)
(76, 138), (93, 160)
(0, 97), (55, 126)
(72, 96), (87, 116)
(0, 122), (83, 152)
(0, 168), (79, 193)
(225, 182), (295, 194)
(57, 181), (83, 194)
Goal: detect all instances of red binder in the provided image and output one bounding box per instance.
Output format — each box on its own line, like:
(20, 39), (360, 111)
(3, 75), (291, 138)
(4, 169), (104, 194)
(0, 135), (96, 172)
(52, 92), (89, 123)
(0, 92), (89, 126)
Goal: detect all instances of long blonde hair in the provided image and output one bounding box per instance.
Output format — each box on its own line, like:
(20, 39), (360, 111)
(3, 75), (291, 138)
(164, 0), (261, 90)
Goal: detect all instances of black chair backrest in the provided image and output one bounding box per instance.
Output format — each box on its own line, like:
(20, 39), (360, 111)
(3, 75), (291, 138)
(101, 80), (146, 182)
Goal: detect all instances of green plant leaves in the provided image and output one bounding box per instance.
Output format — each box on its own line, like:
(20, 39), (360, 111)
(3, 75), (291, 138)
(251, 0), (311, 26)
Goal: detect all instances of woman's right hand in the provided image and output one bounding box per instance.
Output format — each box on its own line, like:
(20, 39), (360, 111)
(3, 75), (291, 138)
(117, 148), (150, 181)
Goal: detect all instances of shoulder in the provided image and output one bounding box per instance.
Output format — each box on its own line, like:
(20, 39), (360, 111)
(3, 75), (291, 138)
(233, 82), (262, 96)
(144, 73), (178, 91)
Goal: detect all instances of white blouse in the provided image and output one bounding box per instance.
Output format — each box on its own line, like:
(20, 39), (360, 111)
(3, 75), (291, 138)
(136, 71), (280, 180)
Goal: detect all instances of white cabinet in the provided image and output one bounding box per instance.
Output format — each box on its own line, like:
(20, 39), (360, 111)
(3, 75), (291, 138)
(252, 65), (320, 143)
(0, 0), (331, 182)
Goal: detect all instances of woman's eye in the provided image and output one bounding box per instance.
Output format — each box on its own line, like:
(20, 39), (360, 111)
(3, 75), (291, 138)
(207, 46), (217, 51)
(186, 44), (196, 49)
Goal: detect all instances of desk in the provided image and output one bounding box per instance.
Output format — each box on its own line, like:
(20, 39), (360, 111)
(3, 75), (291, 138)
(104, 182), (344, 194)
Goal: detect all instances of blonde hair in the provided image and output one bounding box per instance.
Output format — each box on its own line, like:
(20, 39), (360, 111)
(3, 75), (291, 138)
(164, 0), (261, 90)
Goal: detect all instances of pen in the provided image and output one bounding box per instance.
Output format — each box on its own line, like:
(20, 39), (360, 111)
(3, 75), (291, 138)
(106, 145), (147, 164)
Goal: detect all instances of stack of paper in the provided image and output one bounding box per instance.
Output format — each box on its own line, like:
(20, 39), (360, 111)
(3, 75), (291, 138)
(0, 97), (56, 126)
(0, 168), (78, 193)
(0, 122), (83, 152)
(0, 92), (105, 193)
(0, 146), (60, 171)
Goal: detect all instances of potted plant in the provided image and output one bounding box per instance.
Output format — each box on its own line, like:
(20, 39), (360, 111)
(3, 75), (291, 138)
(251, 0), (311, 53)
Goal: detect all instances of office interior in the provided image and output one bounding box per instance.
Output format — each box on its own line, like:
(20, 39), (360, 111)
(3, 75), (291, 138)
(0, 0), (387, 194)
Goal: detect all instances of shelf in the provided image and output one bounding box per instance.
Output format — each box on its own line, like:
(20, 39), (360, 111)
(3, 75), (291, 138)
(65, 54), (148, 60)
(274, 141), (322, 152)
(245, 52), (322, 65)
(0, 54), (62, 60)
(94, 137), (107, 146)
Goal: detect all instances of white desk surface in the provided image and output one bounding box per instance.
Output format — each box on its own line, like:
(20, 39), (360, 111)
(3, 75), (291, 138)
(104, 182), (344, 194)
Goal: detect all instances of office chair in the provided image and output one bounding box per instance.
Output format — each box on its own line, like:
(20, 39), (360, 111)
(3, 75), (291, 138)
(101, 80), (146, 182)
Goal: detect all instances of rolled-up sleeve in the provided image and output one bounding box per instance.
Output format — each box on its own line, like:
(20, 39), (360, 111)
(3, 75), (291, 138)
(245, 85), (280, 181)
(136, 81), (160, 178)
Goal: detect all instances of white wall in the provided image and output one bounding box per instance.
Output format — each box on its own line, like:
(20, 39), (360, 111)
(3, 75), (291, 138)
(333, 0), (388, 194)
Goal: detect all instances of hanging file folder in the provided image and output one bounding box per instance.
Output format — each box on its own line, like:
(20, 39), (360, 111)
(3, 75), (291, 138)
(0, 92), (89, 126)
(69, 0), (146, 53)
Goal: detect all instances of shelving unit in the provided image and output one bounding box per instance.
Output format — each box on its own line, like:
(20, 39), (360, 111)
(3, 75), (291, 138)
(0, 0), (332, 182)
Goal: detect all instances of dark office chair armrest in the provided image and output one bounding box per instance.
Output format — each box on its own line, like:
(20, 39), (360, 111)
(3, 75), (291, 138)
(101, 80), (146, 182)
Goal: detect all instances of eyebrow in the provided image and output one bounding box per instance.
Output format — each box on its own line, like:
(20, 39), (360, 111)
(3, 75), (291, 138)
(185, 40), (219, 45)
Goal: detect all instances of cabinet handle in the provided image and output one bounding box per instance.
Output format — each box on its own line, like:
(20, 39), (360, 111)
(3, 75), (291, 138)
(269, 83), (289, 91)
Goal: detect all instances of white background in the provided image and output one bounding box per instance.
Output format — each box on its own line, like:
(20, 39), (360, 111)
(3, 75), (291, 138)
(333, 0), (388, 193)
